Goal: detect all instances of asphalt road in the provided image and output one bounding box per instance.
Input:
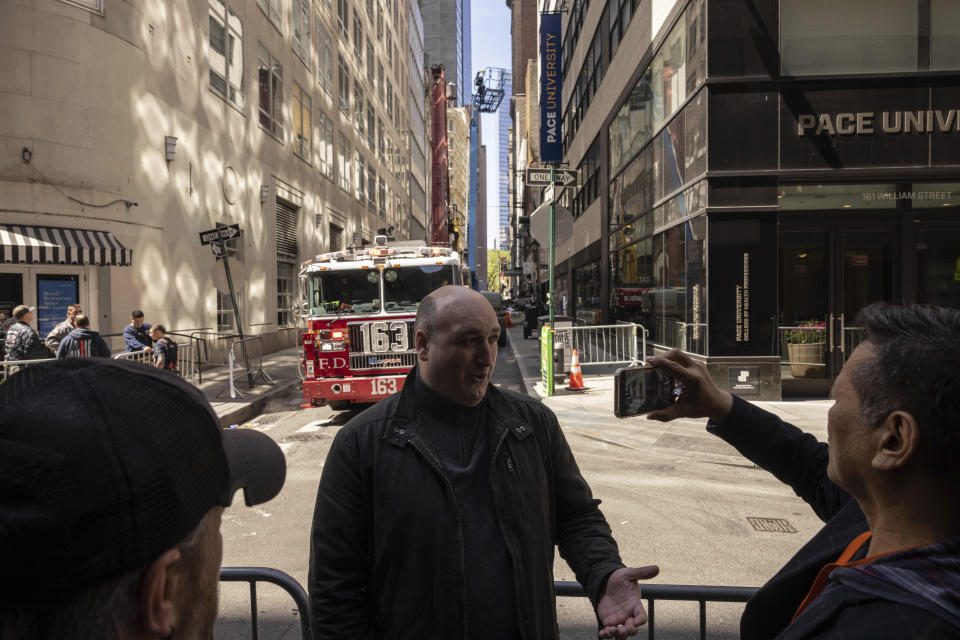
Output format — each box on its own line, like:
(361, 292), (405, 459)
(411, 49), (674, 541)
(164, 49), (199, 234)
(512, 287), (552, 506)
(215, 339), (826, 639)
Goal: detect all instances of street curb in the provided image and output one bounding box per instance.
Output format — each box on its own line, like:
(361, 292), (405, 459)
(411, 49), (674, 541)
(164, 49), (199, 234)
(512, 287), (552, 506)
(507, 329), (543, 400)
(215, 379), (301, 427)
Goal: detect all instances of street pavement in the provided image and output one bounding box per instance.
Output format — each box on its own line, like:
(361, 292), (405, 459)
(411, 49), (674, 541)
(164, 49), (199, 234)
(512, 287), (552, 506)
(206, 326), (836, 639)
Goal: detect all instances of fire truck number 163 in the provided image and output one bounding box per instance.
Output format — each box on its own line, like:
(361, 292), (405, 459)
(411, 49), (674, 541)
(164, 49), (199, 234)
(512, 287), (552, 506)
(373, 378), (399, 395)
(359, 321), (409, 353)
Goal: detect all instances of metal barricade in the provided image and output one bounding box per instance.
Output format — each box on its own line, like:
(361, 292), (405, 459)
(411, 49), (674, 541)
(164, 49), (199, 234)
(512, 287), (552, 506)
(0, 358), (53, 383)
(216, 568), (755, 640)
(112, 349), (153, 365)
(220, 567), (311, 640)
(225, 336), (275, 398)
(553, 323), (645, 368)
(192, 331), (239, 368)
(555, 581), (757, 640)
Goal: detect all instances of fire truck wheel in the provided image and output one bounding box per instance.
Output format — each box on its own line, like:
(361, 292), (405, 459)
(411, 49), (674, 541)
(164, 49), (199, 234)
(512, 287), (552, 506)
(328, 399), (351, 411)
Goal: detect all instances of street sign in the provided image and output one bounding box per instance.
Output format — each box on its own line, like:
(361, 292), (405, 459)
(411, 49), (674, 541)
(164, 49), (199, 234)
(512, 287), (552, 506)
(502, 269), (522, 276)
(199, 223), (241, 245)
(525, 168), (581, 187)
(544, 184), (555, 204)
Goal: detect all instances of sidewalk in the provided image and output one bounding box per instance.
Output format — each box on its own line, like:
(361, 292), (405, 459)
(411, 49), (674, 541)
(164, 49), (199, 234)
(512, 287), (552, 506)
(505, 325), (832, 441)
(195, 346), (302, 427)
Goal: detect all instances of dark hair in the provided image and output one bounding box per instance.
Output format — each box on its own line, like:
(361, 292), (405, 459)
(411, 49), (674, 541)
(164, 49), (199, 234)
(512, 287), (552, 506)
(74, 314), (90, 329)
(68, 304), (81, 312)
(130, 310), (144, 319)
(152, 324), (166, 334)
(850, 303), (960, 478)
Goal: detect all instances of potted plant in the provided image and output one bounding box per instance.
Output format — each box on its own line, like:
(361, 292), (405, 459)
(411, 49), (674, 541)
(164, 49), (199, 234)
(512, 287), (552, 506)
(786, 320), (827, 378)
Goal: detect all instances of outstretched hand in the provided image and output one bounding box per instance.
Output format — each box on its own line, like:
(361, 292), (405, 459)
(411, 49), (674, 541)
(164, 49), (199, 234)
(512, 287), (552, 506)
(645, 349), (734, 424)
(596, 565), (660, 639)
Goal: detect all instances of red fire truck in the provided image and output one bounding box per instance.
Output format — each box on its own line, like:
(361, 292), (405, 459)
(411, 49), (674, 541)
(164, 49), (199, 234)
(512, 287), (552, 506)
(297, 236), (464, 409)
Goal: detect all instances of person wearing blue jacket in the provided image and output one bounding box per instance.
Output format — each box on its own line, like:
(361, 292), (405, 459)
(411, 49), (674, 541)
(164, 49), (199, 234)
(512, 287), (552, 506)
(647, 303), (960, 640)
(57, 315), (111, 359)
(122, 309), (153, 353)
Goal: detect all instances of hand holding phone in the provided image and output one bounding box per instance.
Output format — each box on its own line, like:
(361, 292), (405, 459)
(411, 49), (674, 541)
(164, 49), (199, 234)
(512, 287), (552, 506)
(613, 366), (682, 418)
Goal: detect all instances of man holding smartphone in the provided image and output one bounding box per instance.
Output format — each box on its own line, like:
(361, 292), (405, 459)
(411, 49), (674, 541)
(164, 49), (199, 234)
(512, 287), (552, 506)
(645, 303), (960, 639)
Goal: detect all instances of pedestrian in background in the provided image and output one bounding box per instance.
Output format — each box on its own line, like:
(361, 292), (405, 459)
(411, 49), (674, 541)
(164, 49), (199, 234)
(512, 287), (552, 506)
(3, 305), (48, 361)
(0, 357), (286, 640)
(309, 285), (658, 640)
(45, 302), (82, 355)
(56, 314), (111, 359)
(149, 323), (178, 372)
(123, 309), (153, 353)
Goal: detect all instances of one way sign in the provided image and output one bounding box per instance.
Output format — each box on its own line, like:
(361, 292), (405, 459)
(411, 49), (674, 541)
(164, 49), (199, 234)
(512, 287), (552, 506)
(199, 224), (242, 245)
(525, 168), (581, 188)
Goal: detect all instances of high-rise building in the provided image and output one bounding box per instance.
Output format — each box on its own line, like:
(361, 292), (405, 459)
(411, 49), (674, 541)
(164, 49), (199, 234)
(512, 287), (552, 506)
(421, 0), (470, 107)
(497, 72), (513, 250)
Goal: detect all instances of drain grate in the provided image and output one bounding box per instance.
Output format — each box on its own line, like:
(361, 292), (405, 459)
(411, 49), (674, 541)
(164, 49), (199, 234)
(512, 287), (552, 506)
(746, 517), (797, 533)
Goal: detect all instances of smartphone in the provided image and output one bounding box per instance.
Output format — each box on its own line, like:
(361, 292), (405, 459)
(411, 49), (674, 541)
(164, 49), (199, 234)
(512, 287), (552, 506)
(613, 366), (679, 418)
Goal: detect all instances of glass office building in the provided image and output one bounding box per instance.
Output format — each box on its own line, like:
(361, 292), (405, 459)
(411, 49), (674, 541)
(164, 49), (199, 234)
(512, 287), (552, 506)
(560, 0), (960, 397)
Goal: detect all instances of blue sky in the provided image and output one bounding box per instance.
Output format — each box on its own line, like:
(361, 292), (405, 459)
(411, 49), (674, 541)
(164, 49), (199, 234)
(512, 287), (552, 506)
(470, 1), (512, 249)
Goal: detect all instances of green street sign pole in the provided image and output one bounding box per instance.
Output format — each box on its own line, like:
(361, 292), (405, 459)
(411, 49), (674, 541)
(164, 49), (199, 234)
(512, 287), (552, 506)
(548, 164), (555, 397)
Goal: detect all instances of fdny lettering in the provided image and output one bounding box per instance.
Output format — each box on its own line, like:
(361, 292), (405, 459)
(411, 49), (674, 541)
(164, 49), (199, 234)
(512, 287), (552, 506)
(318, 357), (347, 369)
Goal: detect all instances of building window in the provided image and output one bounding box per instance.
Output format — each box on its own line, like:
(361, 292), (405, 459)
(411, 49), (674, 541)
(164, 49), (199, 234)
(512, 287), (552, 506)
(316, 18), (333, 93)
(216, 221), (242, 332)
(353, 9), (363, 58)
(276, 199), (299, 327)
(781, 0), (921, 76)
(367, 163), (376, 212)
(572, 137), (600, 218)
(258, 43), (283, 139)
(355, 84), (365, 134)
(356, 150), (365, 201)
(329, 222), (344, 251)
(367, 42), (375, 82)
(386, 80), (393, 120)
(318, 109), (335, 179)
(377, 116), (385, 163)
(338, 132), (352, 192)
(367, 103), (376, 149)
(292, 0), (311, 64)
(337, 53), (350, 113)
(293, 82), (311, 160)
(257, 0), (282, 30)
(337, 0), (349, 37)
(209, 0), (244, 107)
(378, 176), (386, 217)
(59, 0), (104, 14)
(376, 2), (383, 38)
(365, 0), (373, 15)
(377, 61), (384, 100)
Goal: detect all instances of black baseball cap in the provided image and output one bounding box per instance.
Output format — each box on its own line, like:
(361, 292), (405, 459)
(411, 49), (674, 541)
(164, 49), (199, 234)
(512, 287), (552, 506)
(0, 358), (286, 598)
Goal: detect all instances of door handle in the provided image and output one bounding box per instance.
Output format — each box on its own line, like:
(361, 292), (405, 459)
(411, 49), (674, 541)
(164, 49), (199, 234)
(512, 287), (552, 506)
(828, 313), (835, 351)
(838, 314), (845, 355)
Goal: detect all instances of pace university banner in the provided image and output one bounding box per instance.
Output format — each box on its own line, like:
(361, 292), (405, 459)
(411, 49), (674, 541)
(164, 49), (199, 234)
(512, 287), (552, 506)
(539, 13), (562, 163)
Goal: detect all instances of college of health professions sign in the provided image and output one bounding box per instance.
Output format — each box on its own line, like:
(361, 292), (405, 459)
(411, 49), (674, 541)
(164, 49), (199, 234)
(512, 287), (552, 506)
(539, 13), (562, 163)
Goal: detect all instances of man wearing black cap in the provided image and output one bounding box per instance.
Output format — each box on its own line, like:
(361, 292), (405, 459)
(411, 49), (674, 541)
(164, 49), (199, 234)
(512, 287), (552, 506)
(0, 358), (287, 640)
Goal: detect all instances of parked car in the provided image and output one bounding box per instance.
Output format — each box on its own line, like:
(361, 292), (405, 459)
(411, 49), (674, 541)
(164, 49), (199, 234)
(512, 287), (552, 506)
(480, 291), (508, 347)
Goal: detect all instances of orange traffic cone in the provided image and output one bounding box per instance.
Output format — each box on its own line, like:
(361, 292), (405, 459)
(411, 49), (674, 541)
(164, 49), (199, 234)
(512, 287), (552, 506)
(505, 312), (514, 328)
(567, 348), (584, 390)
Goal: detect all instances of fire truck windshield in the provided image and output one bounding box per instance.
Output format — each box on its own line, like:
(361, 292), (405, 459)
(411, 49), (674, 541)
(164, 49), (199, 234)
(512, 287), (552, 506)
(308, 270), (381, 314)
(383, 265), (459, 312)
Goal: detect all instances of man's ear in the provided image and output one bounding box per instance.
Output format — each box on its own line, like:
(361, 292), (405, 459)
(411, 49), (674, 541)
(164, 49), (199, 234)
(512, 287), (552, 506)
(139, 548), (183, 637)
(872, 410), (920, 472)
(415, 329), (429, 362)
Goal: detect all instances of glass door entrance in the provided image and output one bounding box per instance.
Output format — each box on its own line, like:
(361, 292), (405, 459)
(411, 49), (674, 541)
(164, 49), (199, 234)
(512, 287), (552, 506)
(779, 226), (893, 393)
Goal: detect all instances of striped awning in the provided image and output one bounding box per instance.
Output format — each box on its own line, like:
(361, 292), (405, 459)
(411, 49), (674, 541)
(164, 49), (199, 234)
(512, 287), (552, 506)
(0, 225), (132, 266)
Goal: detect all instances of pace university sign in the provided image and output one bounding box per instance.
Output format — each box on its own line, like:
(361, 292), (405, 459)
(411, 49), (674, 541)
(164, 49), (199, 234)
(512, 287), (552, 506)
(539, 13), (562, 163)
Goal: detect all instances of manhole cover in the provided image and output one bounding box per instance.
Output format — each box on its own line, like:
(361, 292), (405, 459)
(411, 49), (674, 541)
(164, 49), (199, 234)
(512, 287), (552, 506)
(746, 517), (797, 533)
